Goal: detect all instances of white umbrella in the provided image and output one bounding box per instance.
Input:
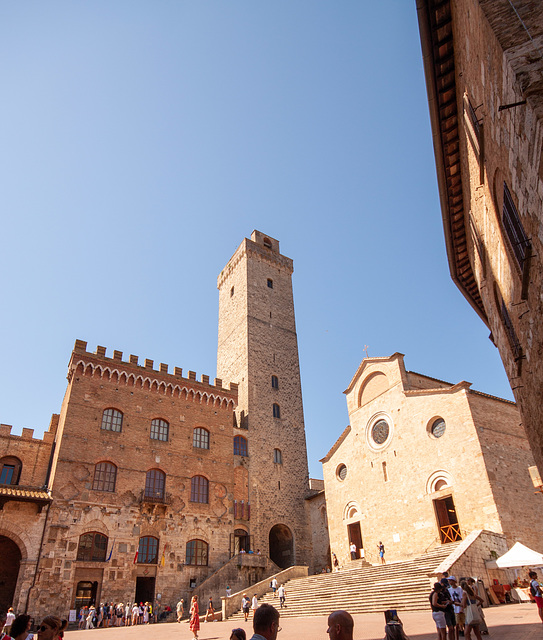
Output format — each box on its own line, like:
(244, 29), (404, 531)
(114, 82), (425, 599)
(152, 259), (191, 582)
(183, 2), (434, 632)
(485, 542), (543, 569)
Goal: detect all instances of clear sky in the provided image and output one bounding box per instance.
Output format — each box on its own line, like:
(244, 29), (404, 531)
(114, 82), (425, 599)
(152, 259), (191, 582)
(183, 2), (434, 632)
(0, 1), (512, 479)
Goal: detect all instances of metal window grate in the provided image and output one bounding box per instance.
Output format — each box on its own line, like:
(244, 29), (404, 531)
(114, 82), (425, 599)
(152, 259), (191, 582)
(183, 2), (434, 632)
(503, 182), (530, 269)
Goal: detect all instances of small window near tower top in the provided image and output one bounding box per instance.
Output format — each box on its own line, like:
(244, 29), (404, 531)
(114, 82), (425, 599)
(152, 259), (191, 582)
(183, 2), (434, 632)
(267, 279), (273, 288)
(230, 286), (234, 297)
(263, 238), (272, 249)
(272, 403), (281, 419)
(274, 448), (282, 464)
(271, 375), (279, 389)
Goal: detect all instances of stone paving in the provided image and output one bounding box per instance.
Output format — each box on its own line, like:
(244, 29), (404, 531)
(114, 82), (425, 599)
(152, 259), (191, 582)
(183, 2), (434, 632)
(64, 603), (543, 640)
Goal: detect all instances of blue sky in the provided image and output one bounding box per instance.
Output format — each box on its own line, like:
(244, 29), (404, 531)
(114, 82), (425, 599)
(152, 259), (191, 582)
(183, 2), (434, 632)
(0, 2), (512, 478)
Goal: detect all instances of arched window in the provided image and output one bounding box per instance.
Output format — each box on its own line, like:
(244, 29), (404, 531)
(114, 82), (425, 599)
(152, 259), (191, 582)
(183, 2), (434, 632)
(273, 403), (281, 419)
(234, 436), (248, 457)
(263, 237), (272, 249)
(0, 456), (22, 485)
(273, 448), (282, 464)
(92, 462), (117, 492)
(186, 539), (208, 566)
(193, 427), (210, 449)
(271, 375), (279, 389)
(137, 536), (159, 564)
(145, 469), (165, 501)
(150, 418), (169, 442)
(101, 408), (123, 432)
(190, 476), (209, 504)
(77, 532), (108, 562)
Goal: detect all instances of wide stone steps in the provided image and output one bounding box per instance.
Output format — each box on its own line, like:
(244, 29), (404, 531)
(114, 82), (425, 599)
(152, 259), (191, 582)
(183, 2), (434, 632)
(229, 544), (461, 619)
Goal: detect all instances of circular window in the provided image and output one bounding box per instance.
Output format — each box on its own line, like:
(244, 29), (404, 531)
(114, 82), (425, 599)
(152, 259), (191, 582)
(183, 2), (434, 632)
(337, 464), (347, 481)
(372, 420), (389, 445)
(431, 418), (446, 438)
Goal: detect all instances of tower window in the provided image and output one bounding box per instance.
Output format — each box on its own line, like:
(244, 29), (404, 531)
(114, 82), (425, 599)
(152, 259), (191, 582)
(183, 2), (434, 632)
(193, 427), (210, 449)
(150, 418), (169, 442)
(0, 457), (22, 485)
(101, 408), (123, 432)
(274, 448), (282, 464)
(234, 435), (248, 456)
(263, 238), (272, 249)
(230, 286), (234, 297)
(267, 279), (273, 289)
(92, 462), (117, 492)
(503, 182), (530, 271)
(273, 403), (281, 419)
(137, 536), (159, 564)
(145, 469), (166, 501)
(77, 532), (108, 562)
(382, 461), (388, 482)
(271, 375), (279, 389)
(190, 475), (209, 503)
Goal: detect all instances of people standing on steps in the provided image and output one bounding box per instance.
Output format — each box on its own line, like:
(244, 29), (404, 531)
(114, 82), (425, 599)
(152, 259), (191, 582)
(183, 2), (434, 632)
(350, 542), (357, 560)
(333, 552), (340, 572)
(271, 576), (278, 597)
(226, 585), (232, 598)
(251, 594), (258, 616)
(327, 610), (355, 640)
(378, 541), (386, 564)
(278, 584), (286, 609)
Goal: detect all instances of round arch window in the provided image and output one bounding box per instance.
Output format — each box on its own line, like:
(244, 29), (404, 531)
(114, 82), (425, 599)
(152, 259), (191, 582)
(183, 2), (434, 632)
(337, 464), (347, 481)
(371, 420), (389, 445)
(430, 418), (446, 438)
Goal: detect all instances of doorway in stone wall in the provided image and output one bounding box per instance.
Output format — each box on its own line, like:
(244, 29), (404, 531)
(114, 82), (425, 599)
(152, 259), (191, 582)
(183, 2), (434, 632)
(269, 524), (293, 569)
(135, 577), (155, 604)
(434, 495), (462, 543)
(0, 536), (21, 611)
(74, 581), (99, 610)
(347, 522), (363, 558)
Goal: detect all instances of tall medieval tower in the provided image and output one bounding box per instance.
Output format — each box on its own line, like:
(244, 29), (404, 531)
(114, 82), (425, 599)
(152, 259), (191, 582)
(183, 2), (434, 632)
(217, 230), (312, 568)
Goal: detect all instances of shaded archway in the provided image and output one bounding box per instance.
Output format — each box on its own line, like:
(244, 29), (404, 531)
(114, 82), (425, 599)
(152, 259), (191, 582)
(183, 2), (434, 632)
(269, 524), (293, 569)
(0, 536), (22, 610)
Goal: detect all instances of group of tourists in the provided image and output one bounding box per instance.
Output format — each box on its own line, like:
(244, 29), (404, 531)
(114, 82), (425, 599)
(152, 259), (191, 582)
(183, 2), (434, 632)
(430, 574), (489, 640)
(77, 600), (169, 629)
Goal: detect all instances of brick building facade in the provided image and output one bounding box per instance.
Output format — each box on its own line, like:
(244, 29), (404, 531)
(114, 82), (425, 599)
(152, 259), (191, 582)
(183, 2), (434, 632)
(417, 0), (543, 476)
(322, 354), (543, 568)
(0, 231), (314, 619)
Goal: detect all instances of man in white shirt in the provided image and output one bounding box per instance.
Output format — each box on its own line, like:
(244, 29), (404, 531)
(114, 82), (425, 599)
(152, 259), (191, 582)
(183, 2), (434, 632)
(271, 576), (278, 597)
(277, 584), (286, 609)
(448, 576), (464, 640)
(350, 542), (357, 560)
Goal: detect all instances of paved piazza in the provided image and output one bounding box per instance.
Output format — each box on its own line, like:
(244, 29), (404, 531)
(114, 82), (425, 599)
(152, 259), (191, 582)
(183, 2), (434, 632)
(64, 604), (542, 640)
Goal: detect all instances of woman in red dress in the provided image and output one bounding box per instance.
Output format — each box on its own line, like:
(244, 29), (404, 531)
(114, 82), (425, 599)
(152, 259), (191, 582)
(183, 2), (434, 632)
(189, 596), (200, 640)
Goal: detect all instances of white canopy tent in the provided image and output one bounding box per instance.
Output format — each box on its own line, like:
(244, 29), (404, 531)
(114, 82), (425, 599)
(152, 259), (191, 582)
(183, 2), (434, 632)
(485, 542), (543, 569)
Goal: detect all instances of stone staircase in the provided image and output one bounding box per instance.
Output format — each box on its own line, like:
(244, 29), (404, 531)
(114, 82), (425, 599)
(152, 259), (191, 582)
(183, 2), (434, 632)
(229, 544), (461, 618)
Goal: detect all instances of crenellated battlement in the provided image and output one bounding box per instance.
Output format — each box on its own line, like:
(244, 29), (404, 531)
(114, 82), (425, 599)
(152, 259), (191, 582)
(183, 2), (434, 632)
(69, 340), (238, 409)
(0, 414), (59, 443)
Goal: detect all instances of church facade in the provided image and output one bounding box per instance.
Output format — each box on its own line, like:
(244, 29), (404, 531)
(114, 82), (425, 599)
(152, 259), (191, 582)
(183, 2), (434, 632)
(0, 231), (314, 619)
(322, 353), (543, 568)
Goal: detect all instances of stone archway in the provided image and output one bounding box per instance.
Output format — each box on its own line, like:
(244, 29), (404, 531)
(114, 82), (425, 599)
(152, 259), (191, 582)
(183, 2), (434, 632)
(269, 524), (293, 569)
(0, 536), (22, 610)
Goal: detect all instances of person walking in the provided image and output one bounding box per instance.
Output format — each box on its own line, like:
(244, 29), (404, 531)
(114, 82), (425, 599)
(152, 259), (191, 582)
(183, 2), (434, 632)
(242, 594), (251, 622)
(86, 606), (96, 630)
(332, 553), (340, 572)
(177, 599), (184, 622)
(226, 585), (232, 598)
(189, 595), (200, 640)
(530, 571), (543, 625)
(251, 594), (258, 617)
(271, 577), (278, 597)
(277, 584), (286, 609)
(350, 542), (357, 560)
(205, 597), (215, 622)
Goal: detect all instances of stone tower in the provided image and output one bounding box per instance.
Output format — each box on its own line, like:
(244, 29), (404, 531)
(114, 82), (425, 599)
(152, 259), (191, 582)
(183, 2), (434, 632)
(217, 230), (312, 568)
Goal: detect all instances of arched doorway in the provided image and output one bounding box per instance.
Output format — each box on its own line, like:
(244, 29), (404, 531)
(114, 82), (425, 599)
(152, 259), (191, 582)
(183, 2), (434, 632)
(269, 524), (293, 569)
(0, 536), (22, 610)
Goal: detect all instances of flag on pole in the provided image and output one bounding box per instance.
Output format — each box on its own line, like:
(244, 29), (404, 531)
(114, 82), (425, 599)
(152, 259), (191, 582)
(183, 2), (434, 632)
(106, 539), (115, 562)
(133, 549), (139, 564)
